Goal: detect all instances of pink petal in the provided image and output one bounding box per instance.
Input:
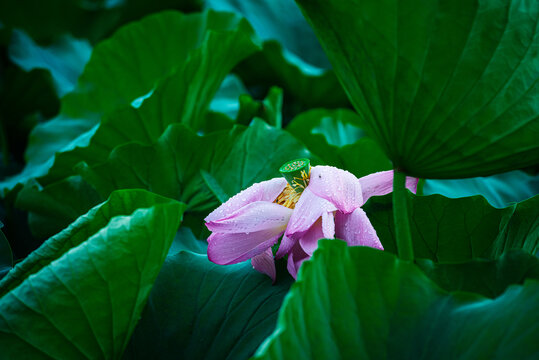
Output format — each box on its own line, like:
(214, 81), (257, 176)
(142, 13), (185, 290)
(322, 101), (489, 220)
(286, 242), (310, 279)
(322, 211), (335, 238)
(285, 187), (337, 238)
(276, 233), (295, 259)
(299, 219), (325, 256)
(335, 208), (383, 250)
(308, 166), (363, 213)
(251, 248), (276, 283)
(358, 170), (418, 205)
(205, 178), (287, 222)
(207, 231), (282, 265)
(206, 201), (292, 234)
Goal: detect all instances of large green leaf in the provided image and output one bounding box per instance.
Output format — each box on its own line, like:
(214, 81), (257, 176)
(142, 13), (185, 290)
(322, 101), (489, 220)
(286, 108), (391, 177)
(0, 190), (184, 358)
(296, 0), (539, 178)
(254, 241), (539, 359)
(363, 193), (539, 262)
(1, 189), (184, 294)
(124, 248), (293, 359)
(205, 119), (314, 198)
(424, 170), (539, 208)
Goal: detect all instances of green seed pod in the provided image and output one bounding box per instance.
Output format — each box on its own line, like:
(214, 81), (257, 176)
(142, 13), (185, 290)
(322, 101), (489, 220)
(279, 159), (311, 194)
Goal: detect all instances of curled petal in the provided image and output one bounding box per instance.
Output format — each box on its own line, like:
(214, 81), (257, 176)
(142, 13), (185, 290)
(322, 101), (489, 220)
(308, 166), (363, 213)
(335, 208), (383, 250)
(206, 201), (292, 234)
(251, 248), (276, 283)
(298, 213), (335, 256)
(286, 242), (310, 279)
(276, 233), (295, 259)
(207, 231), (282, 265)
(285, 188), (337, 238)
(299, 219), (325, 256)
(358, 170), (418, 205)
(205, 178), (287, 222)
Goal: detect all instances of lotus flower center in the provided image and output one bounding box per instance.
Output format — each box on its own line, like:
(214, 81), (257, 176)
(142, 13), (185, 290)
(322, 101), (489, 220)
(274, 184), (302, 209)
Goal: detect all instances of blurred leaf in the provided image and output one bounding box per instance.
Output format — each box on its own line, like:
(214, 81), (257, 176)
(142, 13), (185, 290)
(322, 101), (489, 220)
(287, 108), (391, 177)
(0, 190), (184, 358)
(209, 74), (249, 120)
(416, 249), (539, 298)
(235, 41), (349, 121)
(0, 222), (12, 279)
(0, 0), (202, 44)
(254, 241), (539, 359)
(124, 248), (293, 359)
(236, 87), (283, 128)
(206, 0), (329, 68)
(168, 227), (208, 255)
(424, 170), (539, 208)
(1, 10), (261, 193)
(296, 0), (539, 178)
(8, 30), (92, 96)
(363, 193), (539, 262)
(0, 66), (59, 175)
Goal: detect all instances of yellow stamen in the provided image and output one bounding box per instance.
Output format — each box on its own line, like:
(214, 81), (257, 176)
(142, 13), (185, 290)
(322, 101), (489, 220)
(274, 184), (302, 209)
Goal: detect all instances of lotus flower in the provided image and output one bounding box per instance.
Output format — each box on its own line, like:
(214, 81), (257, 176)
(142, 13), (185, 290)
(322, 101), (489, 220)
(205, 160), (417, 282)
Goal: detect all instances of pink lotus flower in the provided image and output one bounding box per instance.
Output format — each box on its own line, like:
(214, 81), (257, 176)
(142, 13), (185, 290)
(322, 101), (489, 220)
(205, 165), (417, 282)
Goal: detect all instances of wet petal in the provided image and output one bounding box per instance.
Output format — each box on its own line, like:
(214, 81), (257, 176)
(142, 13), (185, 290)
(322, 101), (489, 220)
(286, 242), (310, 280)
(285, 188), (337, 238)
(207, 230), (282, 265)
(299, 219), (325, 256)
(251, 248), (276, 283)
(308, 165), (363, 213)
(205, 177), (287, 222)
(206, 201), (292, 234)
(335, 208), (383, 250)
(322, 211), (335, 238)
(358, 170), (418, 205)
(276, 233), (295, 259)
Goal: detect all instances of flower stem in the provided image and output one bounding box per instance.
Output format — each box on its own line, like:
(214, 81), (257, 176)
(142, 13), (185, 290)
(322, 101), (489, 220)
(392, 170), (414, 261)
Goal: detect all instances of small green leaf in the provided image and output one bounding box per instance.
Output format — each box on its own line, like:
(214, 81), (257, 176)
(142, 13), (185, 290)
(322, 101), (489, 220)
(124, 249), (293, 360)
(296, 0), (539, 178)
(254, 241), (539, 359)
(0, 190), (184, 358)
(363, 193), (539, 262)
